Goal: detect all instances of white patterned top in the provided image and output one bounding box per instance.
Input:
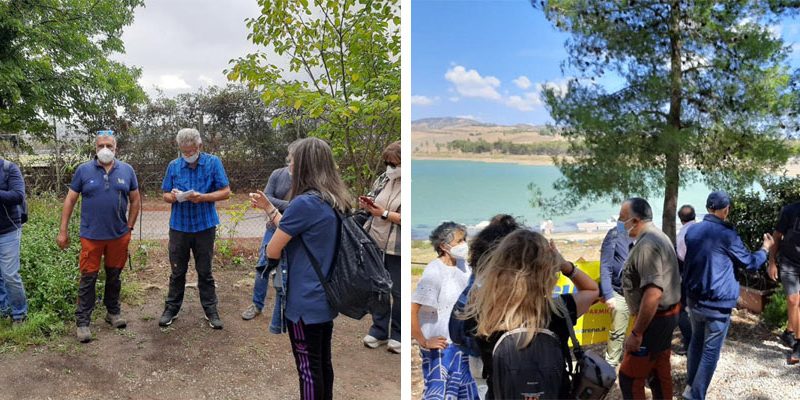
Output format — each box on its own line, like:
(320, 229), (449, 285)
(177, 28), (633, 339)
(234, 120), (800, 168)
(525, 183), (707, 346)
(412, 258), (471, 342)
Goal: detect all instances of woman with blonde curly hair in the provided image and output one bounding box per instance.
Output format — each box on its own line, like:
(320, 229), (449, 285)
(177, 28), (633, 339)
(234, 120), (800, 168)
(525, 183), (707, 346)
(465, 229), (599, 399)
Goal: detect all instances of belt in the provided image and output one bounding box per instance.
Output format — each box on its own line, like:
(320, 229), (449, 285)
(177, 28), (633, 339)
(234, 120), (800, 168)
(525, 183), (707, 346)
(655, 303), (680, 317)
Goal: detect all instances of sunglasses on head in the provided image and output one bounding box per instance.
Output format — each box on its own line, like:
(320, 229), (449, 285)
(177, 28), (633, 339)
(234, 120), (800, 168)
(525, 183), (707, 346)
(96, 130), (114, 137)
(384, 161), (398, 168)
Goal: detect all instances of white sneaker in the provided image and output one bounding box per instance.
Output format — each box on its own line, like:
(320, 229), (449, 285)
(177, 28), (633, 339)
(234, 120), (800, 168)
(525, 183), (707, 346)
(387, 339), (401, 354)
(682, 384), (692, 399)
(362, 334), (388, 348)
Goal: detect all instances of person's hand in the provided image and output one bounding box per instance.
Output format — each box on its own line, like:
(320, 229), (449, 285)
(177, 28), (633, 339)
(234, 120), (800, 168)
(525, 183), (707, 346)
(550, 239), (571, 273)
(366, 203), (384, 217)
(624, 331), (643, 353)
(604, 297), (616, 310)
(250, 191), (274, 212)
(423, 336), (448, 350)
(56, 230), (69, 250)
(762, 233), (775, 252)
(768, 261), (779, 281)
(358, 196), (372, 210)
(188, 191), (203, 204)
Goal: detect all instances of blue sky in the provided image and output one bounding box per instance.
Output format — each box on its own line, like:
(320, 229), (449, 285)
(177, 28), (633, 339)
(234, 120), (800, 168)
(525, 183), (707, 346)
(411, 0), (800, 125)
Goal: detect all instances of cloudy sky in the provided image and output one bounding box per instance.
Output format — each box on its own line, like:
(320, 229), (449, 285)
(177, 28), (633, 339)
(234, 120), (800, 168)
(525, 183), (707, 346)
(411, 0), (800, 126)
(112, 0), (265, 98)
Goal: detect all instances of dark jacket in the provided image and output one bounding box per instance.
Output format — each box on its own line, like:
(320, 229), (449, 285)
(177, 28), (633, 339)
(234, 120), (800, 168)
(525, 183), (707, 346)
(684, 214), (767, 310)
(0, 160), (25, 234)
(600, 226), (632, 300)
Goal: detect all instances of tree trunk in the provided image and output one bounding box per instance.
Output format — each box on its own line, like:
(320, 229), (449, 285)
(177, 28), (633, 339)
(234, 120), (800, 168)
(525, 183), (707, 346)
(662, 0), (683, 244)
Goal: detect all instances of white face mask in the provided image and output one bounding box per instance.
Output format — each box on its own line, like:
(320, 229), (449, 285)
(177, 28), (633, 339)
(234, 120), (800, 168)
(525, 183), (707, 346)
(183, 152), (199, 164)
(386, 165), (400, 180)
(97, 147), (114, 164)
(448, 242), (469, 261)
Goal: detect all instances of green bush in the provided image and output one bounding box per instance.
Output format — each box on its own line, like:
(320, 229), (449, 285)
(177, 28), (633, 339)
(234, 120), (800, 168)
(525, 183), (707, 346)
(0, 195), (82, 345)
(763, 286), (788, 330)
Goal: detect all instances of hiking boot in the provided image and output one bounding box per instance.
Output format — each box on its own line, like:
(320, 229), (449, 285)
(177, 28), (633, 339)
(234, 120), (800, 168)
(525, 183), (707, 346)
(159, 308), (179, 327)
(675, 345), (688, 356)
(363, 334), (388, 349)
(241, 304), (261, 321)
(781, 330), (797, 349)
(104, 312), (127, 329)
(789, 342), (800, 365)
(11, 316), (26, 326)
(387, 339), (401, 354)
(682, 384), (692, 399)
(205, 312), (223, 329)
(76, 326), (92, 343)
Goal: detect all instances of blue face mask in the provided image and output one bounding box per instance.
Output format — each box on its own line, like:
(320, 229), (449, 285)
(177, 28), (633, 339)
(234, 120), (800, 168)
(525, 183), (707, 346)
(617, 221), (626, 235)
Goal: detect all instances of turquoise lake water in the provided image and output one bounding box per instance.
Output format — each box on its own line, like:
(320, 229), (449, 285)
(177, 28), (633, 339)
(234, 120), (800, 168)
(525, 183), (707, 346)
(411, 159), (742, 239)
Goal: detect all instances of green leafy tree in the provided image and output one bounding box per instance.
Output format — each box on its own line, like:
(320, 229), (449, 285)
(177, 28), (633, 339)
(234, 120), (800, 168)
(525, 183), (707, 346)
(0, 0), (146, 139)
(228, 0), (400, 193)
(532, 0), (798, 241)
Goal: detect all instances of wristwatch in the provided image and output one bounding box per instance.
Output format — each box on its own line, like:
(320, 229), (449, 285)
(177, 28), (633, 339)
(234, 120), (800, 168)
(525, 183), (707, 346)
(381, 210), (390, 220)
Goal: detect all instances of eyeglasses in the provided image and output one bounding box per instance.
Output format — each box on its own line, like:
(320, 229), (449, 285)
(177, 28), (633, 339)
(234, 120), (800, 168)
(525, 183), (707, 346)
(384, 161), (398, 168)
(97, 130), (114, 136)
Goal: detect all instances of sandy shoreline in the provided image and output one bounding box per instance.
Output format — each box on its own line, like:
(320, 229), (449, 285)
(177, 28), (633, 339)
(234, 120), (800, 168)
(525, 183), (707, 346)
(413, 152), (800, 175)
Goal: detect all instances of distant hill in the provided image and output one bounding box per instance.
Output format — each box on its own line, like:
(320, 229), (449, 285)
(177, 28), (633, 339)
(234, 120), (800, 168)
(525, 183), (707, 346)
(412, 117), (562, 155)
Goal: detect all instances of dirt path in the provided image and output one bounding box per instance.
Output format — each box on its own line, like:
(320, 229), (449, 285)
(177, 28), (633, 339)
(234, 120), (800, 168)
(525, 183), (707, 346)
(0, 251), (400, 400)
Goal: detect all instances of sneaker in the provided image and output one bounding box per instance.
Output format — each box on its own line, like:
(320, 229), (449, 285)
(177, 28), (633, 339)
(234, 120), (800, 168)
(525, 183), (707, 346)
(159, 309), (179, 327)
(781, 330), (797, 348)
(76, 326), (92, 343)
(104, 312), (127, 329)
(362, 334), (388, 349)
(790, 342), (800, 365)
(675, 345), (688, 356)
(241, 304), (261, 321)
(205, 312), (224, 329)
(387, 339), (401, 354)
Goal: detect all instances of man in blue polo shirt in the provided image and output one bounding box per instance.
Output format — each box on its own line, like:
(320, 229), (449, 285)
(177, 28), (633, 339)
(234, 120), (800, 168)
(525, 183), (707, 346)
(58, 131), (141, 343)
(159, 128), (230, 329)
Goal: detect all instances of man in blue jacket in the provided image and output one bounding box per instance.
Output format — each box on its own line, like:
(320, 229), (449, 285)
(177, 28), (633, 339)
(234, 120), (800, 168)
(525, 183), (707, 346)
(0, 159), (27, 325)
(682, 191), (773, 399)
(599, 221), (633, 367)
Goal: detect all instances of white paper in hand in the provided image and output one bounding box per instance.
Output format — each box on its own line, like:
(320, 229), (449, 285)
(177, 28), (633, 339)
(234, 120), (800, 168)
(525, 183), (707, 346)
(176, 189), (196, 203)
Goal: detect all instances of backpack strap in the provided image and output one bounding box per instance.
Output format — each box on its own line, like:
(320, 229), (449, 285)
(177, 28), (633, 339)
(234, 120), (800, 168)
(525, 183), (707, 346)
(558, 296), (585, 373)
(492, 327), (557, 356)
(296, 191), (342, 293)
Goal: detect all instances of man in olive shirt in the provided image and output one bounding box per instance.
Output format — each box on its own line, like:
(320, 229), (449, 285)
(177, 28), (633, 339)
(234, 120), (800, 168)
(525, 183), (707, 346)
(617, 197), (681, 400)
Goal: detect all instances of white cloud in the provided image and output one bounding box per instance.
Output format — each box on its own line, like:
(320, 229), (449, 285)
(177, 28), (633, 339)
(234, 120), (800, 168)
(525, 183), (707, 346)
(444, 65), (502, 100)
(449, 97), (460, 102)
(536, 78), (570, 98)
(505, 92), (542, 112)
(198, 75), (215, 86)
(457, 115), (479, 121)
(513, 75), (532, 89)
(411, 95), (435, 106)
(140, 74), (192, 90)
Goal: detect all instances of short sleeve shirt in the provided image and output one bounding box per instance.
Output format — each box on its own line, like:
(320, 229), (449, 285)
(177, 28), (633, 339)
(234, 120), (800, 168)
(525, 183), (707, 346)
(411, 258), (471, 342)
(161, 153), (230, 233)
(70, 159), (139, 240)
(622, 224), (681, 314)
(279, 194), (339, 324)
(776, 202), (800, 267)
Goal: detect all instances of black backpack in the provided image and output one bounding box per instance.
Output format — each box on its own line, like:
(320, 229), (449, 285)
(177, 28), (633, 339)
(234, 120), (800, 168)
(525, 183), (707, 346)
(491, 327), (569, 400)
(1, 160), (27, 225)
(300, 193), (392, 320)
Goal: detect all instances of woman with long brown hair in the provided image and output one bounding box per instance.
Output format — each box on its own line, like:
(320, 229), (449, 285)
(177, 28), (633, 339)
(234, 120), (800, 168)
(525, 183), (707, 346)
(250, 137), (352, 400)
(465, 229), (598, 399)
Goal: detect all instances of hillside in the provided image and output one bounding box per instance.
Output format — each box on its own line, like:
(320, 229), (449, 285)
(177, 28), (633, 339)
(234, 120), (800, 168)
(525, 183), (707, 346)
(411, 117), (564, 155)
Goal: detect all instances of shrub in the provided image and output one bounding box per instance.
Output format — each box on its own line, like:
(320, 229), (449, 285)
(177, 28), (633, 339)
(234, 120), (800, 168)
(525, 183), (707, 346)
(1, 195), (82, 345)
(763, 286), (788, 330)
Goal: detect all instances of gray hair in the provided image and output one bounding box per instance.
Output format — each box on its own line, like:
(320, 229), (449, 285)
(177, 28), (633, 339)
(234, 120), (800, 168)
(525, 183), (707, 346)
(286, 139), (301, 164)
(95, 134), (117, 146)
(176, 128), (202, 147)
(430, 221), (468, 257)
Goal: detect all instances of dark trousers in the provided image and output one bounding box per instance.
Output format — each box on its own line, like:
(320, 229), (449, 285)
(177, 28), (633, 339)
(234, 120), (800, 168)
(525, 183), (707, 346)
(287, 319), (334, 400)
(368, 253), (401, 341)
(164, 227), (218, 314)
(76, 267), (122, 327)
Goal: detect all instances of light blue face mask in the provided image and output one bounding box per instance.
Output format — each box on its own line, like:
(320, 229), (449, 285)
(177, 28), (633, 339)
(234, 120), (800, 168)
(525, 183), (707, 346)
(617, 221), (626, 235)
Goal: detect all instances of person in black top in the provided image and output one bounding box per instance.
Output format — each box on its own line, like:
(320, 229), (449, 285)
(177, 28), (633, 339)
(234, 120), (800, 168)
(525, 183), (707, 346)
(463, 229), (599, 399)
(769, 201), (800, 362)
